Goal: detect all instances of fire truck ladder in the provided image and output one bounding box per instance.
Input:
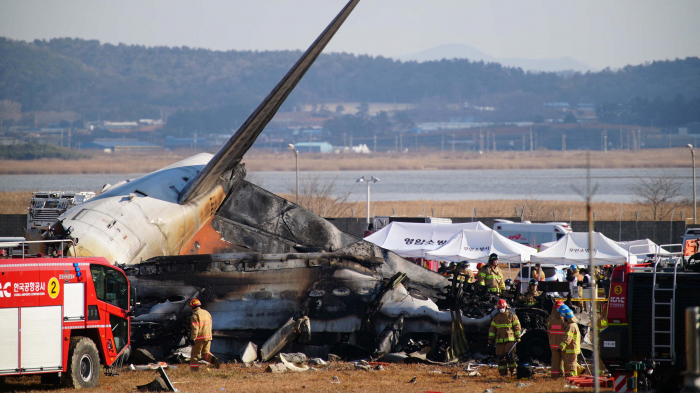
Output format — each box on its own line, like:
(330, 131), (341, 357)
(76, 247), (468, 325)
(651, 257), (680, 363)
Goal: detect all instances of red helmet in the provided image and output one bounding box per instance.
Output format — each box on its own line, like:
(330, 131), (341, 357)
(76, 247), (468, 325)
(497, 299), (508, 309)
(477, 263), (484, 270)
(555, 300), (564, 308)
(190, 299), (201, 308)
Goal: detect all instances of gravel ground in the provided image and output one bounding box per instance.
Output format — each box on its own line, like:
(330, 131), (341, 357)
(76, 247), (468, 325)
(2, 361), (605, 393)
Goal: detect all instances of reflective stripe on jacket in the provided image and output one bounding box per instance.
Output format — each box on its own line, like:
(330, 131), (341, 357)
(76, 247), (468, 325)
(191, 307), (213, 341)
(559, 320), (581, 354)
(478, 265), (505, 292)
(523, 289), (541, 306)
(547, 312), (566, 349)
(488, 311), (521, 344)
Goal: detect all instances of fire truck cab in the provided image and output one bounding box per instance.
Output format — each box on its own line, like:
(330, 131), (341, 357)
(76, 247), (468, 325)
(0, 240), (133, 388)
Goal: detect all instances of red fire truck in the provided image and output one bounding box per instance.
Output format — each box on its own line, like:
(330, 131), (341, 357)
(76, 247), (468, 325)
(600, 252), (700, 393)
(0, 239), (133, 388)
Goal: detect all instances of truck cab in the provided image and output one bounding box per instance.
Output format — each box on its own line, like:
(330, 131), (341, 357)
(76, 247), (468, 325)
(0, 239), (133, 389)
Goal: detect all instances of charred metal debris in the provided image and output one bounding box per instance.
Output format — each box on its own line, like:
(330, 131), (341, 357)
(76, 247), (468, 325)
(122, 250), (581, 366)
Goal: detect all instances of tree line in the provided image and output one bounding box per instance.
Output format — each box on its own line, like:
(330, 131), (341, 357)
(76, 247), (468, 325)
(1, 37), (698, 130)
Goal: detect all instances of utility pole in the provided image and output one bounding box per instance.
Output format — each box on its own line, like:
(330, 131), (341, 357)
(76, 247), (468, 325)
(619, 129), (623, 150)
(562, 133), (566, 152)
(479, 129), (484, 152)
(602, 130), (607, 152)
(529, 127), (533, 152)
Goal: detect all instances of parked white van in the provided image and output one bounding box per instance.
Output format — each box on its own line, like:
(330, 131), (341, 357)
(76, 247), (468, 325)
(493, 220), (572, 249)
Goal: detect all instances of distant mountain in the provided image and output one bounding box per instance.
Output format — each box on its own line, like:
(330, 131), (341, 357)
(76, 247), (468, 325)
(396, 43), (596, 73)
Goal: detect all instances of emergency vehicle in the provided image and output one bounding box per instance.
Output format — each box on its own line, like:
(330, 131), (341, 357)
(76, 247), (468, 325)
(600, 247), (700, 392)
(0, 239), (133, 388)
(493, 220), (571, 249)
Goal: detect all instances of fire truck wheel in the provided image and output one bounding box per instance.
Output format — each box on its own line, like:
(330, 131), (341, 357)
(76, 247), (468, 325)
(63, 337), (100, 389)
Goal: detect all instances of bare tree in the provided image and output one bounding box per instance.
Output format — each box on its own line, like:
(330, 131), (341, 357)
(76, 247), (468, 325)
(630, 173), (683, 220)
(523, 197), (549, 221)
(284, 175), (353, 218)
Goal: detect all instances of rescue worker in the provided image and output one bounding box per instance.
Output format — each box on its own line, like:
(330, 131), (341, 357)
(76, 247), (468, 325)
(488, 299), (521, 377)
(458, 262), (475, 284)
(478, 253), (506, 294)
(437, 261), (450, 276)
(189, 299), (220, 371)
(558, 304), (582, 377)
(522, 279), (541, 306)
(547, 300), (565, 378)
(532, 263), (546, 281)
(596, 303), (609, 376)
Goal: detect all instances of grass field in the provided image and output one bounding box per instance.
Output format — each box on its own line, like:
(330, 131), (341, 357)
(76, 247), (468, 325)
(0, 148), (692, 174)
(1, 190), (689, 222)
(1, 361), (599, 393)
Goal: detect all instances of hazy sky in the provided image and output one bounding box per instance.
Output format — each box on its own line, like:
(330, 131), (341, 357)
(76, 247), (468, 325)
(1, 0), (698, 69)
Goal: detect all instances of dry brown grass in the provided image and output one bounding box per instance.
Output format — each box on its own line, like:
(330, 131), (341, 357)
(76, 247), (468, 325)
(0, 191), (33, 214)
(0, 148), (691, 174)
(332, 199), (692, 222)
(1, 190), (691, 222)
(1, 361), (600, 393)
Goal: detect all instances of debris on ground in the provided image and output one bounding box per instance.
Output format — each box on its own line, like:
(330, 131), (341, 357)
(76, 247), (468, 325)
(516, 382), (532, 388)
(331, 376), (341, 384)
(408, 376), (417, 384)
(265, 363), (286, 374)
(375, 364), (384, 371)
(483, 389), (494, 393)
(240, 342), (258, 363)
(136, 366), (177, 392)
(327, 354), (341, 362)
(136, 376), (169, 392)
(308, 358), (327, 367)
(278, 353), (307, 364)
(132, 362), (173, 371)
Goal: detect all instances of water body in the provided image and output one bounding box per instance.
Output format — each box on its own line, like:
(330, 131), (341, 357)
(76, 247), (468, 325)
(0, 168), (693, 203)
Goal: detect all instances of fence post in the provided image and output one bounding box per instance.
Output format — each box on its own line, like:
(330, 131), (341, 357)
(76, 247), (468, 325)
(553, 211), (557, 221)
(431, 207), (435, 217)
(670, 208), (675, 244)
(619, 207), (623, 241)
(351, 207), (355, 217)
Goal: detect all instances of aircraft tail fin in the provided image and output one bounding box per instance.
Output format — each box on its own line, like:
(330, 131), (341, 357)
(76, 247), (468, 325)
(179, 0), (360, 204)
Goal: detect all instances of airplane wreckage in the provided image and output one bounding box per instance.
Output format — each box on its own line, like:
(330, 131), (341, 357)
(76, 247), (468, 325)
(46, 0), (589, 364)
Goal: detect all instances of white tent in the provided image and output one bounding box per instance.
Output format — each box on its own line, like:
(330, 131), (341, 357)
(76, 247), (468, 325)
(531, 232), (638, 265)
(426, 229), (537, 263)
(616, 239), (671, 256)
(364, 221), (490, 258)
